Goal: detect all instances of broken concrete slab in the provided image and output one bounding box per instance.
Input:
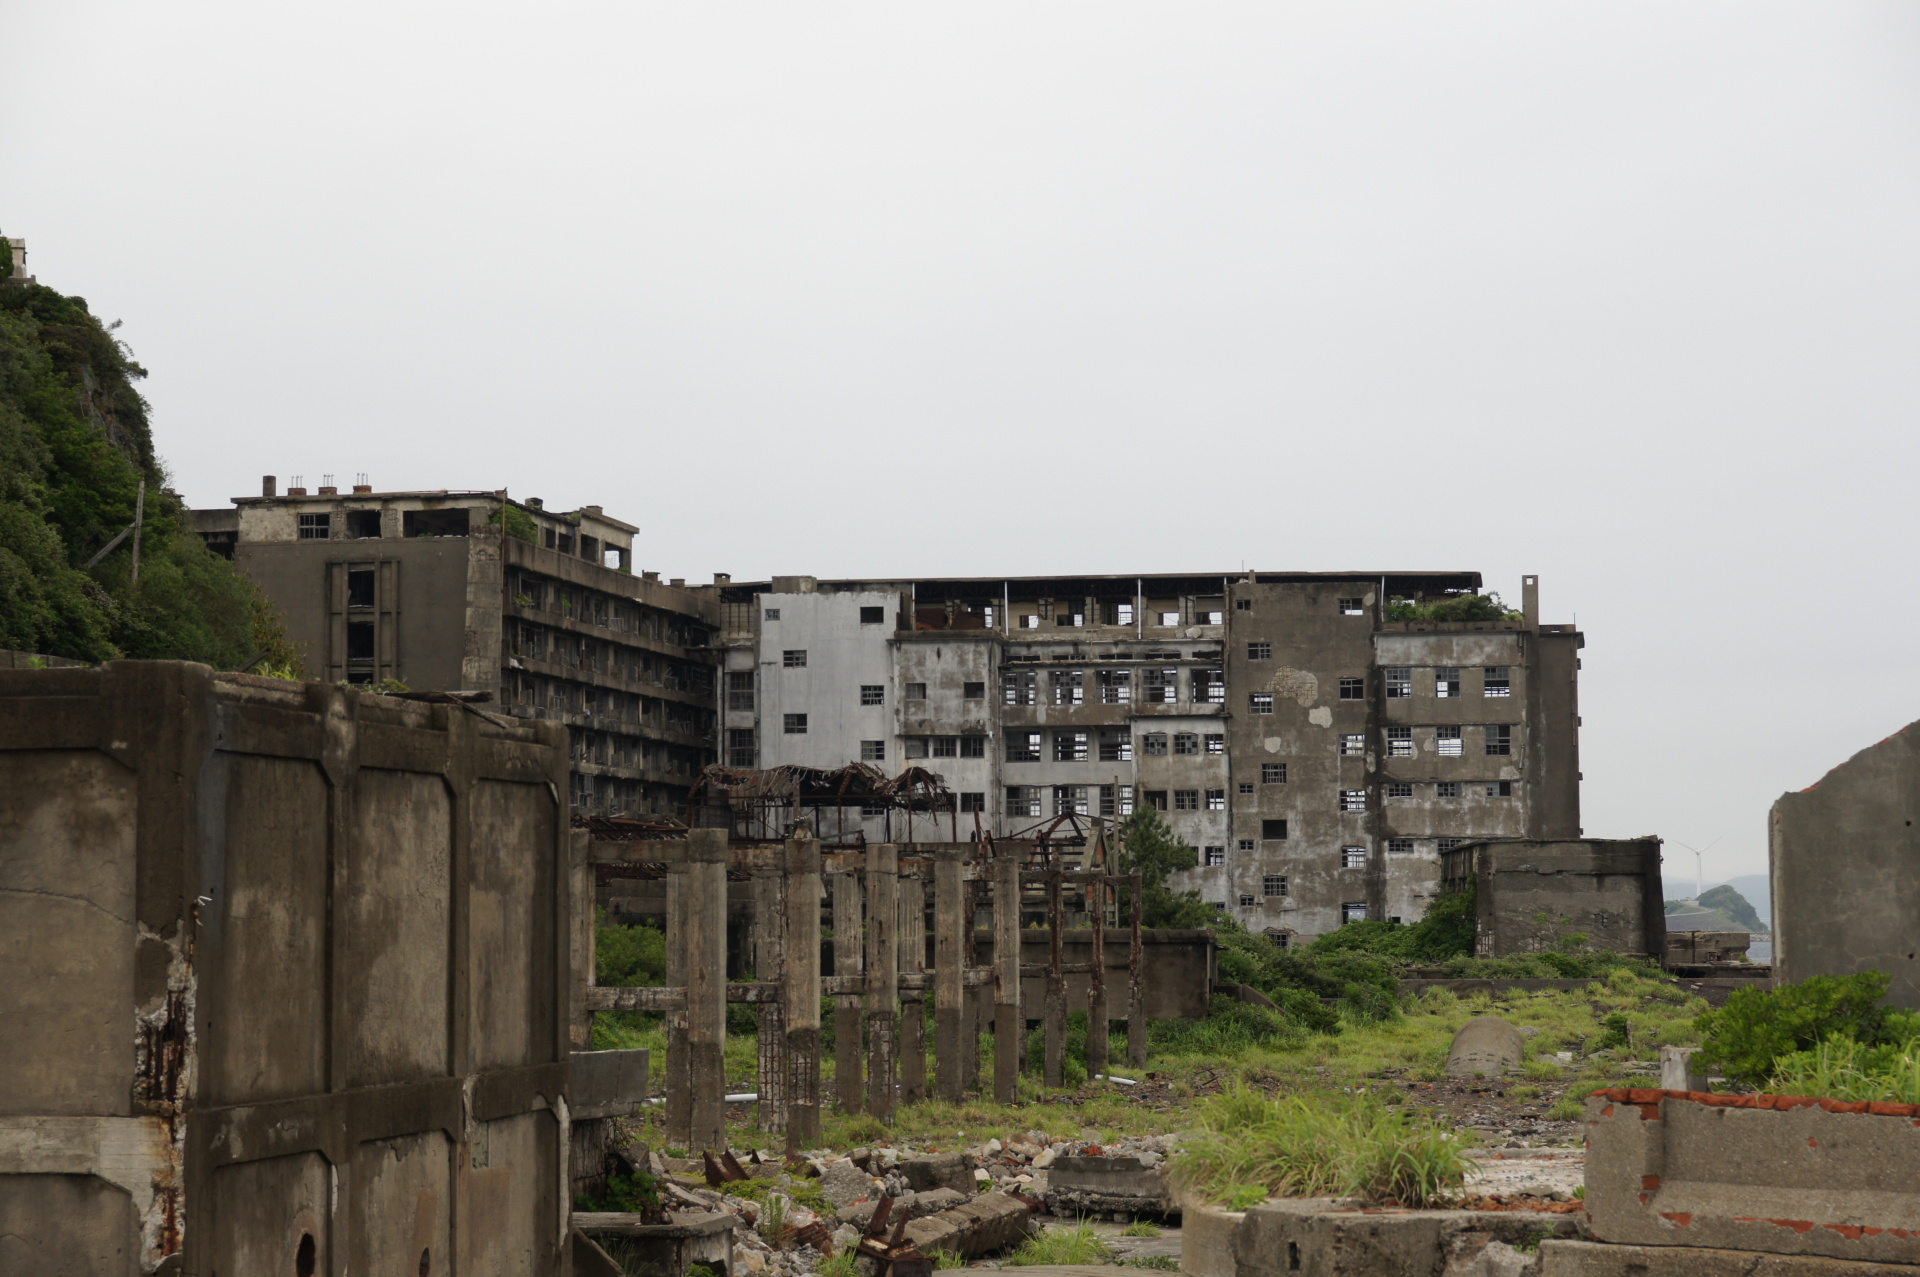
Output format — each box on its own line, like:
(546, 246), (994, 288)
(1447, 1016), (1527, 1078)
(899, 1152), (976, 1195)
(817, 1158), (885, 1208)
(901, 1191), (1032, 1258)
(1180, 1196), (1582, 1277)
(1539, 1237), (1920, 1276)
(1045, 1154), (1171, 1216)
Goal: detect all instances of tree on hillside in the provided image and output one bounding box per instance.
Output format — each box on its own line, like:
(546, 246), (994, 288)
(1114, 805), (1216, 927)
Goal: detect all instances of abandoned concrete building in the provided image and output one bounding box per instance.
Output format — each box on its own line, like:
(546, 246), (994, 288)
(707, 571), (1583, 943)
(193, 478), (719, 815)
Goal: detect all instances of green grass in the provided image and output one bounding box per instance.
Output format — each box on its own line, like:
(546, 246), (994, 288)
(930, 1249), (966, 1270)
(1769, 1038), (1920, 1104)
(1004, 1225), (1114, 1267)
(1173, 1088), (1474, 1207)
(1120, 1220), (1164, 1237)
(816, 1254), (859, 1277)
(1126, 1256), (1181, 1269)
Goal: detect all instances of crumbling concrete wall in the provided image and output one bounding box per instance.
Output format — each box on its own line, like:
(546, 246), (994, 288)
(1445, 838), (1665, 958)
(1772, 721), (1920, 1007)
(0, 662), (574, 1276)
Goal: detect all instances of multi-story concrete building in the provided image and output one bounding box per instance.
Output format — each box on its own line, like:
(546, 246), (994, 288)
(195, 477), (718, 815)
(709, 571), (1580, 942)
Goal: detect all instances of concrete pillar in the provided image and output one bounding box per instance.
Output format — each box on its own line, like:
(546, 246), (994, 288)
(1127, 873), (1147, 1068)
(1044, 870), (1066, 1088)
(934, 847), (966, 1102)
(664, 840), (691, 1148)
(899, 871), (928, 1103)
(756, 867), (789, 1134)
(993, 842), (1024, 1102)
(833, 869), (864, 1112)
(784, 830), (822, 1149)
(1087, 875), (1109, 1077)
(685, 828), (729, 1152)
(570, 828), (596, 1051)
(865, 843), (899, 1122)
(965, 868), (986, 1094)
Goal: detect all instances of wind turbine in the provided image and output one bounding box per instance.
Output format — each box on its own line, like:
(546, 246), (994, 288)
(1672, 836), (1723, 901)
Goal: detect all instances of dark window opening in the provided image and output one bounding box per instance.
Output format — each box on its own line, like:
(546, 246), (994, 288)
(1261, 819), (1289, 840)
(904, 682), (927, 700)
(403, 507), (471, 538)
(1486, 725), (1514, 756)
(860, 605), (886, 624)
(960, 736), (986, 758)
(960, 792), (985, 813)
(1339, 676), (1365, 700)
(346, 567), (376, 608)
(784, 713), (808, 734)
(346, 620), (375, 660)
(1145, 790), (1168, 812)
(344, 509), (381, 538)
(860, 684), (884, 706)
(962, 681), (986, 699)
(298, 513), (330, 540)
(727, 728), (756, 767)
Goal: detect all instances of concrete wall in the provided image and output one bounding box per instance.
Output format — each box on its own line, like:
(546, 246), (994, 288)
(1447, 838), (1665, 958)
(971, 928), (1217, 1020)
(1584, 1088), (1920, 1265)
(1772, 720), (1920, 1007)
(0, 662), (573, 1275)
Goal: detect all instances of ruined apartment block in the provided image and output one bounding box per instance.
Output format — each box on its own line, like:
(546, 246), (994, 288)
(712, 572), (1581, 943)
(195, 478), (718, 815)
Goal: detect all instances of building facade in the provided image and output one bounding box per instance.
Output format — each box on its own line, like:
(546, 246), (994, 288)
(709, 571), (1581, 942)
(196, 477), (718, 815)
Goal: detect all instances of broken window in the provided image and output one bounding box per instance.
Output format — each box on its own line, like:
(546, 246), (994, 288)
(1339, 676), (1364, 700)
(963, 681), (986, 699)
(1238, 893), (1257, 907)
(1002, 670), (1037, 706)
(1007, 786), (1041, 817)
(1435, 667), (1461, 698)
(1485, 725), (1513, 756)
(1437, 837), (1463, 852)
(1262, 763), (1286, 784)
(1099, 784), (1117, 816)
(727, 729), (756, 767)
(1144, 790), (1168, 812)
(346, 566), (376, 609)
(1385, 667), (1411, 698)
(1342, 902), (1369, 923)
(1205, 733), (1225, 755)
(1263, 874), (1288, 898)
(860, 684), (885, 706)
(1342, 846), (1368, 868)
(904, 738), (929, 758)
(726, 671), (755, 711)
(1437, 727), (1463, 757)
(298, 513), (330, 540)
(1205, 846), (1226, 866)
(784, 713), (808, 734)
(1436, 781), (1461, 798)
(1483, 666), (1511, 697)
(1486, 780), (1514, 797)
(904, 682), (927, 701)
(931, 736), (958, 758)
(1340, 734), (1364, 756)
(1194, 668), (1226, 703)
(1247, 641), (1272, 660)
(1339, 597), (1364, 616)
(1006, 732), (1042, 762)
(403, 508), (470, 538)
(1094, 669), (1132, 704)
(764, 607), (780, 621)
(1386, 782), (1413, 798)
(1105, 601), (1135, 625)
(1020, 614), (1042, 629)
(1388, 838), (1414, 854)
(961, 792), (986, 813)
(1173, 732), (1199, 756)
(1158, 611), (1182, 626)
(1050, 669), (1085, 705)
(344, 509), (381, 538)
(783, 649), (808, 668)
(1098, 729), (1133, 762)
(1249, 692), (1274, 715)
(1341, 789), (1367, 812)
(1141, 732), (1168, 756)
(1206, 788), (1226, 810)
(1054, 609), (1084, 627)
(1118, 784), (1135, 816)
(1054, 732), (1089, 762)
(1142, 667), (1178, 704)
(852, 605), (886, 626)
(1054, 785), (1089, 815)
(1386, 726), (1413, 757)
(960, 736), (986, 758)
(1261, 818), (1288, 840)
(1238, 838), (1255, 851)
(1174, 789), (1199, 811)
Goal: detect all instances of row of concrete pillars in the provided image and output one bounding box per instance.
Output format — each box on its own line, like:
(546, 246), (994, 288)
(600, 828), (1145, 1153)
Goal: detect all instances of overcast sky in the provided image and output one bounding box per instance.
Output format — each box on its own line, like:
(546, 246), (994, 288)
(8, 3), (1919, 889)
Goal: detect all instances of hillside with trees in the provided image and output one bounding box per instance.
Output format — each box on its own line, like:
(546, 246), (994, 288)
(0, 242), (299, 669)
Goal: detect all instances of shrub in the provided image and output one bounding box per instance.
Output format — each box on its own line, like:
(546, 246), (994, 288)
(1173, 1088), (1472, 1207)
(1149, 997), (1312, 1056)
(1768, 1037), (1920, 1105)
(1695, 971), (1912, 1088)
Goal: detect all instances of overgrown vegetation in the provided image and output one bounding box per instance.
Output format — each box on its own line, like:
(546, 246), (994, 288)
(1173, 1089), (1473, 1208)
(1385, 592), (1522, 623)
(489, 503), (540, 543)
(1004, 1224), (1113, 1267)
(1696, 970), (1920, 1095)
(0, 276), (301, 668)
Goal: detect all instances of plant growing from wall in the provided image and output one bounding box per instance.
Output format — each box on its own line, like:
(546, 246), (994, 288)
(489, 503), (539, 544)
(1386, 592), (1522, 623)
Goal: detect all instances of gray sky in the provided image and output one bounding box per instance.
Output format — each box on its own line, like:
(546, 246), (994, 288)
(9, 3), (1920, 888)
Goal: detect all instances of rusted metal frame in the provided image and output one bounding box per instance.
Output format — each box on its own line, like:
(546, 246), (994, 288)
(1044, 870), (1067, 1087)
(1127, 871), (1147, 1067)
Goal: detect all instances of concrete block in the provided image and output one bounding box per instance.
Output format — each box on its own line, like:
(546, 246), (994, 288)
(899, 1152), (975, 1195)
(1657, 1046), (1704, 1094)
(901, 1191), (1031, 1258)
(572, 1048), (651, 1119)
(574, 1210), (735, 1277)
(1539, 1237), (1920, 1276)
(1447, 1016), (1525, 1078)
(1184, 1197), (1580, 1277)
(818, 1158), (884, 1208)
(1045, 1154), (1171, 1214)
(1585, 1088), (1920, 1265)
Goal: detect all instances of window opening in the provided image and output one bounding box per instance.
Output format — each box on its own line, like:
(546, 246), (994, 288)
(1261, 818), (1289, 840)
(1050, 669), (1085, 705)
(1486, 780), (1514, 797)
(1341, 789), (1367, 812)
(1386, 782), (1413, 798)
(727, 728), (756, 767)
(1141, 732), (1168, 756)
(1339, 597), (1364, 616)
(1249, 692), (1274, 714)
(963, 681), (986, 699)
(1437, 727), (1463, 757)
(726, 671), (755, 711)
(1435, 667), (1461, 698)
(860, 605), (886, 624)
(1340, 733), (1364, 756)
(860, 684), (884, 706)
(1247, 641), (1272, 660)
(1006, 732), (1042, 762)
(1388, 837), (1414, 854)
(904, 682), (927, 700)
(1145, 790), (1169, 811)
(1174, 789), (1199, 811)
(960, 736), (986, 758)
(1387, 726), (1412, 757)
(1096, 669), (1132, 704)
(1263, 874), (1288, 897)
(763, 607), (780, 621)
(1483, 666), (1511, 697)
(1437, 781), (1461, 798)
(1486, 725), (1513, 756)
(1173, 732), (1199, 756)
(932, 736), (958, 758)
(1385, 667), (1411, 698)
(1203, 845), (1226, 866)
(346, 566), (376, 608)
(1262, 762), (1287, 784)
(783, 713), (808, 734)
(298, 513), (330, 540)
(960, 792), (985, 813)
(1002, 670), (1037, 706)
(1098, 730), (1133, 762)
(1006, 786), (1041, 817)
(1054, 731), (1089, 762)
(1205, 788), (1226, 810)
(1342, 902), (1369, 923)
(783, 649), (807, 668)
(1339, 676), (1364, 700)
(1205, 733), (1225, 755)
(1341, 846), (1368, 868)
